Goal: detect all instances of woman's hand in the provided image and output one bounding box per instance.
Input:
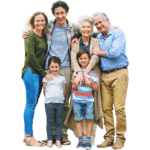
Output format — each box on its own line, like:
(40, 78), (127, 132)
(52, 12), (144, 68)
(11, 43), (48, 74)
(74, 71), (83, 85)
(88, 77), (94, 87)
(92, 45), (101, 56)
(45, 74), (53, 81)
(83, 72), (91, 87)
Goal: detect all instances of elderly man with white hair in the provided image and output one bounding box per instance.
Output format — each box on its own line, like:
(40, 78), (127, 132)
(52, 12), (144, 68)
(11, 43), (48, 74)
(92, 12), (129, 149)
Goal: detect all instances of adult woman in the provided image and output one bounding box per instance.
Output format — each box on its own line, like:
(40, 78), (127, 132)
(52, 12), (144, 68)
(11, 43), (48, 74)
(21, 12), (51, 147)
(64, 16), (103, 145)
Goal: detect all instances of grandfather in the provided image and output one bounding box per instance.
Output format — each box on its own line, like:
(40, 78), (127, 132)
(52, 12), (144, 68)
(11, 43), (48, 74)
(92, 12), (129, 149)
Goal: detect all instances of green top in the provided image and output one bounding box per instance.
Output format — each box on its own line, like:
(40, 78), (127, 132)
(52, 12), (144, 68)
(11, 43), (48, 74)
(21, 31), (47, 78)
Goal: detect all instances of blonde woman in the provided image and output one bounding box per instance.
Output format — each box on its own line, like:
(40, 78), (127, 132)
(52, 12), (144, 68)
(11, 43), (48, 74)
(22, 12), (51, 147)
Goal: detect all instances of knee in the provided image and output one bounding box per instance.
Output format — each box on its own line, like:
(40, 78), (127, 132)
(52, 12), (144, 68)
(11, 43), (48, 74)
(85, 119), (92, 124)
(76, 120), (83, 124)
(115, 105), (125, 116)
(25, 104), (36, 110)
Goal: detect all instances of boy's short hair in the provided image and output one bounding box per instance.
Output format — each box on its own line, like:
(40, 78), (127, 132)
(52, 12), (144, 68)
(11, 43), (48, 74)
(77, 50), (91, 60)
(77, 50), (91, 67)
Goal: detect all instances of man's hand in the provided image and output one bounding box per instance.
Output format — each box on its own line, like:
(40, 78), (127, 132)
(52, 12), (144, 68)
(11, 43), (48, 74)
(71, 37), (79, 49)
(113, 25), (119, 29)
(22, 30), (31, 39)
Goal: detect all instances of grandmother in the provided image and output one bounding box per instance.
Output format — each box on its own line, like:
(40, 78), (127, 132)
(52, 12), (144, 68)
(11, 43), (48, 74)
(64, 16), (103, 145)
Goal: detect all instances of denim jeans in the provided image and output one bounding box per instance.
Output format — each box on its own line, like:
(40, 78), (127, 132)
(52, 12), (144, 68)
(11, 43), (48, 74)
(45, 103), (64, 141)
(23, 67), (43, 137)
(72, 102), (94, 121)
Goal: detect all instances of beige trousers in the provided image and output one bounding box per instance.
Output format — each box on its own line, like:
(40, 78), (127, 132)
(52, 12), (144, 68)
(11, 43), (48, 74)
(101, 68), (129, 143)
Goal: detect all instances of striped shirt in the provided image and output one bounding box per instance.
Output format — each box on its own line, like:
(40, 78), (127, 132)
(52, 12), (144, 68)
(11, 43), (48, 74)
(72, 69), (99, 103)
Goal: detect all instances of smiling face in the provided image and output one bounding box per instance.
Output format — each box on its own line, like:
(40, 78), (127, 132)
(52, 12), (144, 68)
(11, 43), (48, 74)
(33, 14), (46, 31)
(79, 21), (93, 37)
(54, 7), (67, 26)
(78, 53), (90, 68)
(94, 15), (109, 35)
(49, 62), (60, 75)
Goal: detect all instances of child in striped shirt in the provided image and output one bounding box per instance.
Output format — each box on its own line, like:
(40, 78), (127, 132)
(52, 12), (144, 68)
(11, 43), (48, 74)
(72, 50), (99, 149)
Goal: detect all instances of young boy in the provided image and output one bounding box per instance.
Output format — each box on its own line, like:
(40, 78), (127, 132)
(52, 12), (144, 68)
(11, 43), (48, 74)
(72, 50), (99, 149)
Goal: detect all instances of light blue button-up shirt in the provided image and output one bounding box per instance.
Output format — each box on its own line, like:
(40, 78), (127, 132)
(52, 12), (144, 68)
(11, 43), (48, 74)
(97, 26), (129, 71)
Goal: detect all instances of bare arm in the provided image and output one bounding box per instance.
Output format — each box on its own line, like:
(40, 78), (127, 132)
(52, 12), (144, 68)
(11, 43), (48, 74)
(89, 78), (99, 91)
(72, 77), (79, 90)
(43, 82), (47, 96)
(63, 84), (66, 97)
(91, 83), (99, 91)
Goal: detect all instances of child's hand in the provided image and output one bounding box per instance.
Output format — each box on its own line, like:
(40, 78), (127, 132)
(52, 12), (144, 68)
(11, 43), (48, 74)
(88, 77), (94, 87)
(71, 76), (76, 83)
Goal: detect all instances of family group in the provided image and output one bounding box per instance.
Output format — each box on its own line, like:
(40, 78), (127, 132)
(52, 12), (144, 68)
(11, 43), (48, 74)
(22, 1), (129, 149)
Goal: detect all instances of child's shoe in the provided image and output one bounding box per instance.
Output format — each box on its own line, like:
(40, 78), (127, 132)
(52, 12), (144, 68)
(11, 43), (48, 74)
(85, 138), (91, 150)
(77, 137), (84, 149)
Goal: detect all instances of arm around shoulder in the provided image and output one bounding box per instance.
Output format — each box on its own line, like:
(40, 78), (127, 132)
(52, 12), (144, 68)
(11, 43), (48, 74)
(89, 39), (100, 67)
(71, 43), (81, 73)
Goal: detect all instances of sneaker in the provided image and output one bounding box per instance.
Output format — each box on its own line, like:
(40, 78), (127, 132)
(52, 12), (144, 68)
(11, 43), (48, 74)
(77, 138), (84, 149)
(85, 139), (91, 150)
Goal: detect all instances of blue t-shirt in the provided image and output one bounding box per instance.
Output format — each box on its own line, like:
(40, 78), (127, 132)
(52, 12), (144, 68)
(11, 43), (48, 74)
(43, 75), (66, 103)
(72, 69), (99, 103)
(45, 24), (70, 69)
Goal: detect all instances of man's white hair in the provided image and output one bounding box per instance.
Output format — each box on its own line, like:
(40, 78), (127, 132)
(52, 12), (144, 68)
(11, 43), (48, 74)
(77, 15), (94, 29)
(92, 11), (111, 24)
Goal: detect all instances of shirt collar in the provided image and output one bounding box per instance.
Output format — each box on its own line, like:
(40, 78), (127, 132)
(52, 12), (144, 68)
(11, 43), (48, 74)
(107, 26), (114, 36)
(80, 37), (91, 45)
(80, 68), (93, 74)
(100, 26), (114, 39)
(53, 19), (72, 29)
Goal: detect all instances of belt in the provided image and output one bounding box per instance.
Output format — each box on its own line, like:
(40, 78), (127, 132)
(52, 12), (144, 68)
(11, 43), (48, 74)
(102, 66), (127, 73)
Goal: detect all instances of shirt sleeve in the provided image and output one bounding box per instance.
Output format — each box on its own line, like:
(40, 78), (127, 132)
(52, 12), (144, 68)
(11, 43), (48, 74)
(25, 33), (47, 77)
(105, 30), (126, 59)
(92, 71), (99, 87)
(89, 39), (100, 68)
(42, 77), (48, 83)
(71, 44), (82, 73)
(72, 71), (77, 77)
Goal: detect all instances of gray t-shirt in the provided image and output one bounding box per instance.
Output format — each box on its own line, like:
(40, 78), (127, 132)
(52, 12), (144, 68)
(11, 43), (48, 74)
(43, 75), (66, 103)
